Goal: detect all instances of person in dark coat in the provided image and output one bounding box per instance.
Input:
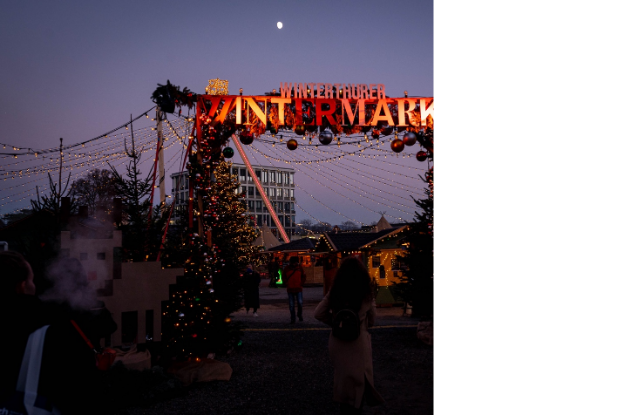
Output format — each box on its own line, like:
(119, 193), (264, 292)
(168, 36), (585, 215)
(0, 251), (104, 415)
(243, 265), (261, 316)
(42, 257), (117, 348)
(314, 257), (384, 415)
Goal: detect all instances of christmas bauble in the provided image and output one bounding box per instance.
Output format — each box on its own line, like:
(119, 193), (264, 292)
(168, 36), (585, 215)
(239, 131), (254, 145)
(391, 139), (405, 153)
(382, 126), (394, 136)
(416, 150), (428, 161)
(305, 125), (317, 132)
(223, 147), (234, 158)
(319, 131), (333, 145)
(372, 129), (380, 139)
(403, 131), (417, 146)
(360, 125), (371, 133)
(294, 125), (305, 135)
(287, 139), (298, 150)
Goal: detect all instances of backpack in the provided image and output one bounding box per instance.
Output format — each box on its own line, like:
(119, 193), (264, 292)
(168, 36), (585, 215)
(331, 309), (361, 341)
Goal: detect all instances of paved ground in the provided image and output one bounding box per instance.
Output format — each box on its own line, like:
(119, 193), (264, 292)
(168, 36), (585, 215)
(109, 279), (432, 415)
(232, 280), (414, 328)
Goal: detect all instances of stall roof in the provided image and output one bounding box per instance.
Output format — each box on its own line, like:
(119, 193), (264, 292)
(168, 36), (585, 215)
(267, 237), (317, 253)
(318, 227), (399, 252)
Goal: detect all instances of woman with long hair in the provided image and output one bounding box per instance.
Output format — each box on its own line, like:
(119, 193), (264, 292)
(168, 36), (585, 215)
(314, 257), (384, 415)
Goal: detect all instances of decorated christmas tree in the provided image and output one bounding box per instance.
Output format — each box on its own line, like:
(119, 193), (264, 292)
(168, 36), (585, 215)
(163, 119), (259, 359)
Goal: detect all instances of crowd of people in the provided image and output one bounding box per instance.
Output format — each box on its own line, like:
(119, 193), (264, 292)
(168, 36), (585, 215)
(2, 250), (383, 415)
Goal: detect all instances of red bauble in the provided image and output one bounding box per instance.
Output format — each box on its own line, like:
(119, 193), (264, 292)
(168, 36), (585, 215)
(294, 125), (305, 135)
(390, 139), (405, 153)
(287, 139), (298, 150)
(239, 131), (254, 145)
(382, 126), (394, 136)
(416, 151), (428, 161)
(403, 131), (417, 146)
(371, 129), (380, 139)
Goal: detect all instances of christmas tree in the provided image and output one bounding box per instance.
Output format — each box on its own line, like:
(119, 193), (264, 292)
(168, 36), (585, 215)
(164, 121), (259, 359)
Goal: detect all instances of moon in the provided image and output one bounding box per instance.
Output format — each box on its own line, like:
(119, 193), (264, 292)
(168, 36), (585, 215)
(277, 22), (283, 29)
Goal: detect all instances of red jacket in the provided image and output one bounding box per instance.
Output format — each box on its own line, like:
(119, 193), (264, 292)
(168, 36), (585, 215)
(283, 265), (306, 293)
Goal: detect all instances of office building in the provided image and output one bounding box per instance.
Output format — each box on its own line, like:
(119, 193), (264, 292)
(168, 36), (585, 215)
(171, 163), (296, 238)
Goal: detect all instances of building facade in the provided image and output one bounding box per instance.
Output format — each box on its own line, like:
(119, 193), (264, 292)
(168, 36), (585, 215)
(171, 163), (297, 238)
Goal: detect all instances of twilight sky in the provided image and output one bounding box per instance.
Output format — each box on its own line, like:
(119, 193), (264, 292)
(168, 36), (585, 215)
(0, 0), (433, 226)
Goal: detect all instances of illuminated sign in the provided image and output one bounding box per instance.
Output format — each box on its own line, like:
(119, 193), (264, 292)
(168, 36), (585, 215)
(197, 91), (433, 129)
(279, 82), (387, 99)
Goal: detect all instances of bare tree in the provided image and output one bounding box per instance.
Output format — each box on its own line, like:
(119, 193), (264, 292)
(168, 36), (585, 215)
(340, 221), (359, 231)
(69, 169), (117, 216)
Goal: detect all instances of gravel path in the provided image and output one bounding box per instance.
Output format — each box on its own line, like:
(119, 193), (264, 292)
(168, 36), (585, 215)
(109, 285), (433, 415)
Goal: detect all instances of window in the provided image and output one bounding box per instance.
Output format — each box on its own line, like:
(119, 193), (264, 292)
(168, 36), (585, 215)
(301, 256), (312, 267)
(277, 202), (283, 212)
(80, 252), (88, 260)
(248, 200), (255, 211)
(248, 186), (254, 196)
(269, 187), (275, 197)
(276, 188), (283, 197)
(284, 172), (290, 185)
(289, 172), (294, 184)
(285, 215), (291, 227)
(285, 202), (291, 213)
(239, 168), (246, 182)
(270, 171), (276, 182)
(261, 170), (268, 183)
(372, 256), (381, 268)
(97, 252), (105, 260)
(277, 171), (282, 183)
